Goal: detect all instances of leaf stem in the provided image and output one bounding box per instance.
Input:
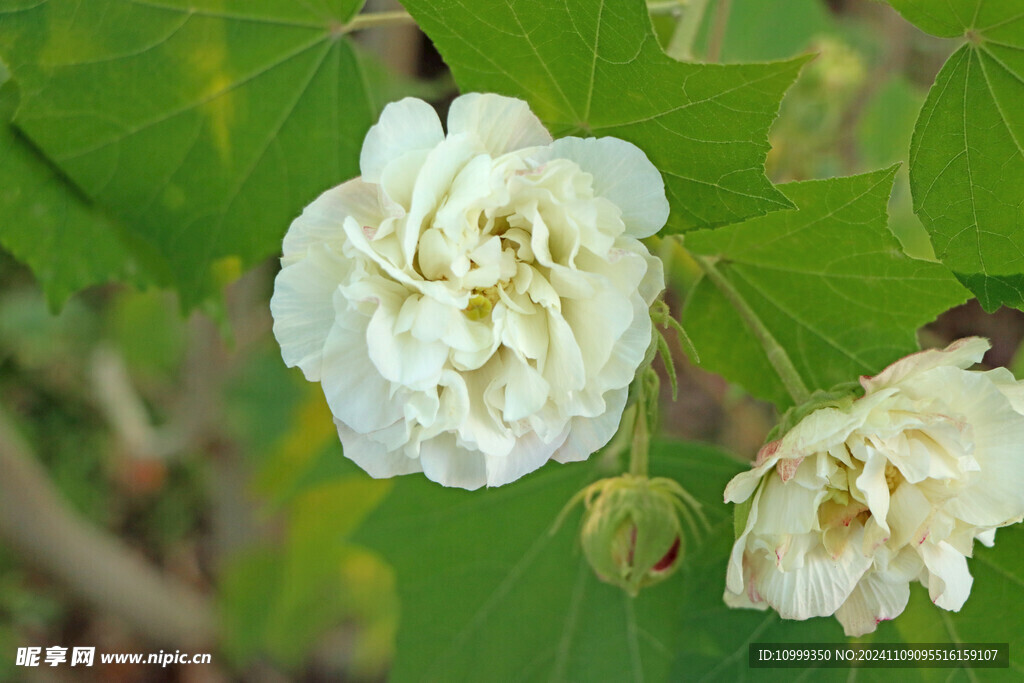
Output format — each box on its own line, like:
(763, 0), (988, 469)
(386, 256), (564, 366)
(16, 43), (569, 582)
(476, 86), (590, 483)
(629, 403), (650, 477)
(666, 0), (711, 61)
(706, 0), (732, 62)
(694, 255), (811, 404)
(343, 10), (416, 32)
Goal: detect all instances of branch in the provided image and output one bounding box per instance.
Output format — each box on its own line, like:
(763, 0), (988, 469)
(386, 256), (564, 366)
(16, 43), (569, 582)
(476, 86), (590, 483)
(694, 255), (811, 404)
(0, 407), (217, 649)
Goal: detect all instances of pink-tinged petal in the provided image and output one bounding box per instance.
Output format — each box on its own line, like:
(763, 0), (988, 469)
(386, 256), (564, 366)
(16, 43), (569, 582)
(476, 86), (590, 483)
(776, 457), (804, 483)
(447, 93), (552, 156)
(834, 571), (910, 637)
(756, 440), (782, 466)
(360, 98), (444, 183)
(543, 136), (669, 238)
(860, 337), (989, 394)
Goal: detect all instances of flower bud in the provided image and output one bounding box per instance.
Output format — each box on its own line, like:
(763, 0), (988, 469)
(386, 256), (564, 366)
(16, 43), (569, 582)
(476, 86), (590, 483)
(580, 475), (685, 596)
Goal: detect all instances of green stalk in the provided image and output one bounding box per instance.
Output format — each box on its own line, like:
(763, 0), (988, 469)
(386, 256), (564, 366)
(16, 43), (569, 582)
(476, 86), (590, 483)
(665, 0), (711, 61)
(694, 255), (811, 405)
(343, 10), (416, 33)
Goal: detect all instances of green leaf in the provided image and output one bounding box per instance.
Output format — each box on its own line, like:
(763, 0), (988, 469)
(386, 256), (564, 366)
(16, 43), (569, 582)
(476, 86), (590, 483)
(682, 168), (969, 408)
(355, 441), (737, 682)
(0, 0), (381, 306)
(399, 0), (808, 231)
(0, 78), (141, 309)
(221, 475), (393, 668)
(890, 1), (1024, 311)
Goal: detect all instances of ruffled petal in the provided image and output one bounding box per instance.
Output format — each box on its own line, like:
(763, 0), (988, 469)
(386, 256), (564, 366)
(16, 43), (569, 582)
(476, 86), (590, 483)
(553, 385), (628, 464)
(834, 571), (910, 637)
(904, 368), (1024, 527)
(860, 337), (989, 394)
(319, 304), (404, 433)
(919, 540), (973, 611)
(335, 420), (422, 479)
(271, 245), (347, 381)
(485, 426), (567, 487)
(447, 92), (552, 156)
(544, 136), (669, 238)
(360, 97), (444, 183)
(753, 524), (872, 620)
(419, 432), (488, 490)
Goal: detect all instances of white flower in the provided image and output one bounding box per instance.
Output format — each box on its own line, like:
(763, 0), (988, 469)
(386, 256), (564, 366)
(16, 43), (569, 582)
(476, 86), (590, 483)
(270, 93), (668, 490)
(724, 337), (1024, 636)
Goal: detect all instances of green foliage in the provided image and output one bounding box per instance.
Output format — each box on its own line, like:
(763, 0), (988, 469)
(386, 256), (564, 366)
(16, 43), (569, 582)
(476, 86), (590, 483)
(220, 475), (394, 670)
(356, 441), (733, 683)
(400, 0), (807, 232)
(682, 168), (968, 408)
(888, 1), (1024, 311)
(856, 76), (933, 260)
(0, 79), (141, 310)
(0, 0), (384, 307)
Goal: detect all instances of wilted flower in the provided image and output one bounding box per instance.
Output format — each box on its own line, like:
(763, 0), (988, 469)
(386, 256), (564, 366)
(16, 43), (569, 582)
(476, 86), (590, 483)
(270, 93), (667, 489)
(724, 338), (1024, 635)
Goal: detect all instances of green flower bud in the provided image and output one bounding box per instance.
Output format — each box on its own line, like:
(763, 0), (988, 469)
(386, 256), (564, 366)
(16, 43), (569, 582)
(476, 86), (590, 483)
(579, 475), (685, 596)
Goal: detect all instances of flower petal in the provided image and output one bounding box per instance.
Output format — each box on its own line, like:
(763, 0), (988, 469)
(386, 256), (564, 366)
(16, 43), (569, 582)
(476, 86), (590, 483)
(335, 420), (422, 479)
(544, 136), (669, 238)
(553, 385), (628, 464)
(271, 245), (347, 381)
(485, 426), (567, 487)
(834, 571), (910, 637)
(419, 432), (488, 490)
(447, 92), (552, 156)
(919, 540), (973, 611)
(319, 305), (404, 433)
(860, 337), (989, 394)
(360, 97), (444, 183)
(753, 524), (872, 620)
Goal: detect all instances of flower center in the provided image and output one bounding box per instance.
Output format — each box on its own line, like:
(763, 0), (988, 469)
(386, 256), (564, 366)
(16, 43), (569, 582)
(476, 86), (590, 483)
(462, 286), (500, 320)
(884, 462), (903, 493)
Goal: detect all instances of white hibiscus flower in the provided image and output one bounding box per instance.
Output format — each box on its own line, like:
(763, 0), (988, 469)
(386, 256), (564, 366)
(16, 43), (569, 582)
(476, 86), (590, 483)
(724, 337), (1024, 635)
(270, 93), (668, 489)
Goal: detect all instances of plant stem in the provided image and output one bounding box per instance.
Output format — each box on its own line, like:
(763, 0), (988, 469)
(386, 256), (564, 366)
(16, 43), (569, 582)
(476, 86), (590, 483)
(694, 255), (811, 404)
(706, 0), (732, 62)
(666, 0), (711, 61)
(629, 404), (650, 477)
(343, 10), (416, 32)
